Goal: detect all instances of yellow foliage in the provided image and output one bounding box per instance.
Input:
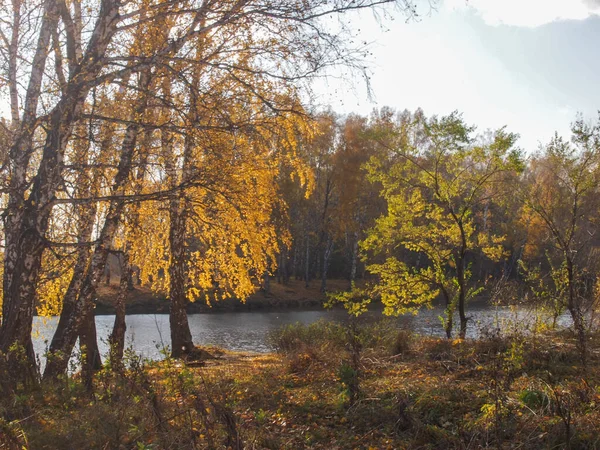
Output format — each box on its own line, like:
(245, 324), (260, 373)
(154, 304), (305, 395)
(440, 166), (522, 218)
(345, 112), (521, 323)
(37, 250), (75, 317)
(127, 99), (312, 304)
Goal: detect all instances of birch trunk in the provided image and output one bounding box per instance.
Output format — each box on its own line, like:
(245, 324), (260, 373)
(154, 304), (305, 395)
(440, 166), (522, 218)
(43, 66), (150, 379)
(348, 231), (358, 290)
(320, 234), (333, 293)
(109, 251), (130, 369)
(2, 0), (120, 385)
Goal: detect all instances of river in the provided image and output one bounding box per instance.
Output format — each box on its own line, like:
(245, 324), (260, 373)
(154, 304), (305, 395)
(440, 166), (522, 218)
(32, 305), (573, 365)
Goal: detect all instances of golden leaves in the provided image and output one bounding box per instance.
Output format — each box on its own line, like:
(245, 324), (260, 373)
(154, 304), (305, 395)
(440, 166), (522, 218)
(358, 112), (519, 318)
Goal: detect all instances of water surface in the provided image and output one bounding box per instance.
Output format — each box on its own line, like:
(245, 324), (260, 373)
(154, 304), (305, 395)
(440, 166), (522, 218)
(32, 305), (571, 363)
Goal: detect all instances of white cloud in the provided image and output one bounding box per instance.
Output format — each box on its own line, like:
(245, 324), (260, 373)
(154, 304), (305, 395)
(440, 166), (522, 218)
(444, 0), (600, 27)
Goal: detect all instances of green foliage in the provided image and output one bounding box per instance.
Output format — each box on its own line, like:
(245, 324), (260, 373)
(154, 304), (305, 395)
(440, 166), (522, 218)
(519, 255), (568, 327)
(338, 111), (521, 336)
(519, 389), (549, 410)
(337, 362), (359, 406)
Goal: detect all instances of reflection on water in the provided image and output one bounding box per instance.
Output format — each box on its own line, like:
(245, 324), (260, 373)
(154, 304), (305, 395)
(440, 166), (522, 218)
(32, 306), (572, 364)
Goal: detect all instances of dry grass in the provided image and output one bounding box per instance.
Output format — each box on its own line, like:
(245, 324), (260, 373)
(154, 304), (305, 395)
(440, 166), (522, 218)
(3, 325), (600, 449)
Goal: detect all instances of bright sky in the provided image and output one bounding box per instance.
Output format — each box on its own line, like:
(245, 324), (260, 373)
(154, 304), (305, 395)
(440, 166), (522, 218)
(2, 1), (598, 152)
(315, 0), (600, 152)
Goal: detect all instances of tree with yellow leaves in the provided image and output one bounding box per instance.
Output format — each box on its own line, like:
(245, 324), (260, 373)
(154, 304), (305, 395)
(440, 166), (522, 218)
(0, 0), (430, 385)
(336, 111), (522, 338)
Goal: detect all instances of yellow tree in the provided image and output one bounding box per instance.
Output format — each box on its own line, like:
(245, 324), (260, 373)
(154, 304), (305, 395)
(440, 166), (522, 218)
(333, 113), (385, 288)
(128, 117), (311, 358)
(338, 111), (522, 338)
(0, 0), (425, 384)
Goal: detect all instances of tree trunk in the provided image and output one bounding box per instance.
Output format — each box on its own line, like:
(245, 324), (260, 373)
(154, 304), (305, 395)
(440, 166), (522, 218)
(108, 121), (152, 369)
(163, 68), (196, 359)
(168, 195), (194, 359)
(292, 246), (299, 281)
(43, 224), (95, 380)
(263, 271), (271, 294)
(109, 251), (130, 370)
(2, 0), (120, 386)
(458, 269), (469, 339)
(566, 258), (587, 367)
(44, 128), (104, 381)
(277, 248), (283, 284)
(79, 306), (101, 390)
(320, 235), (333, 293)
(304, 234), (310, 287)
(277, 260), (282, 284)
(348, 231), (358, 290)
(282, 246), (289, 284)
(0, 0), (62, 387)
(51, 196), (127, 376)
(0, 219), (45, 389)
(456, 223), (469, 340)
(440, 286), (453, 339)
(457, 259), (468, 339)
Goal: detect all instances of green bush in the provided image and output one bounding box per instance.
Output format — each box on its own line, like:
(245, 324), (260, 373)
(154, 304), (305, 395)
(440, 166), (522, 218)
(519, 389), (549, 410)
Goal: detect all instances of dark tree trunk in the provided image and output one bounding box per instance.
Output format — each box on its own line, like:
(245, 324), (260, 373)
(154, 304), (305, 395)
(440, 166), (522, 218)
(276, 248), (283, 284)
(43, 68), (148, 378)
(292, 246), (299, 281)
(164, 72), (195, 359)
(282, 246), (289, 284)
(566, 258), (587, 367)
(320, 235), (333, 293)
(168, 195), (194, 359)
(44, 250), (91, 380)
(79, 306), (101, 390)
(276, 262), (281, 284)
(440, 286), (453, 339)
(44, 132), (102, 381)
(109, 251), (130, 370)
(263, 271), (271, 294)
(1, 0), (120, 387)
(457, 259), (468, 340)
(0, 0), (57, 389)
(348, 231), (358, 290)
(51, 194), (128, 377)
(304, 234), (310, 288)
(456, 223), (469, 340)
(0, 224), (45, 388)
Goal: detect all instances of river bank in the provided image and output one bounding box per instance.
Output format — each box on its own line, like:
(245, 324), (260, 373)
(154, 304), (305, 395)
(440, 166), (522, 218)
(92, 278), (349, 315)
(5, 324), (600, 449)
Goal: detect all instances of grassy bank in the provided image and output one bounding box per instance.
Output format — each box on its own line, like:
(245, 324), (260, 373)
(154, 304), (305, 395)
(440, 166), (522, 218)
(2, 320), (600, 449)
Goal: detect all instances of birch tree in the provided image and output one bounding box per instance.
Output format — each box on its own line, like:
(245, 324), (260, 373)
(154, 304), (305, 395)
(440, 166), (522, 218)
(0, 0), (422, 385)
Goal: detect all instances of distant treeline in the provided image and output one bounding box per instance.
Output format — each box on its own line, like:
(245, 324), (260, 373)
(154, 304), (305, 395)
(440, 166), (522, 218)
(278, 108), (599, 356)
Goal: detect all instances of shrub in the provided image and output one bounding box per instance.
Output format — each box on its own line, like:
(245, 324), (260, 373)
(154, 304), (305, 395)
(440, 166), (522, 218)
(519, 389), (550, 410)
(390, 329), (414, 356)
(268, 320), (347, 354)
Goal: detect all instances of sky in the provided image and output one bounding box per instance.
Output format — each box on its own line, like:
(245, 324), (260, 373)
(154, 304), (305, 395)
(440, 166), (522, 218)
(2, 1), (598, 152)
(315, 0), (600, 152)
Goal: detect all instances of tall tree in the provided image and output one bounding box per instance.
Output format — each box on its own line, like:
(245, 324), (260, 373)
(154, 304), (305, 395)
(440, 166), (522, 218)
(0, 0), (420, 385)
(519, 118), (600, 366)
(335, 111), (522, 338)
